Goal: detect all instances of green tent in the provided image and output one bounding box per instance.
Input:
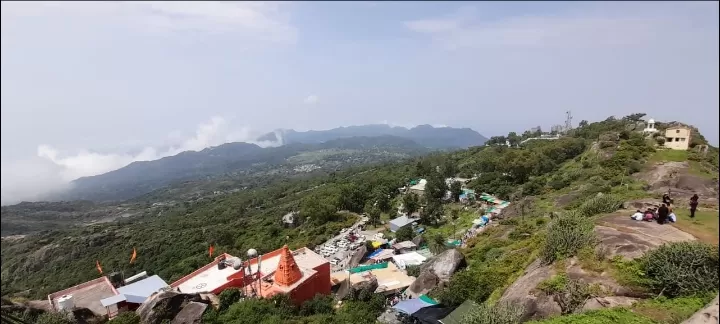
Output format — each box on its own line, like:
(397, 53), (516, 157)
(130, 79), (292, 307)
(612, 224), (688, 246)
(348, 262), (389, 274)
(419, 294), (438, 305)
(440, 299), (478, 324)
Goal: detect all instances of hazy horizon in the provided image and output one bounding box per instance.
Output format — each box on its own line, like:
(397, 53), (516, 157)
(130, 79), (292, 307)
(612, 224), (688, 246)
(2, 1), (718, 205)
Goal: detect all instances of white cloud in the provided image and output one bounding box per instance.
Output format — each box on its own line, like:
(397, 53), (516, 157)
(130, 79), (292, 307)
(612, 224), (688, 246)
(304, 95), (319, 105)
(1, 1), (297, 43)
(0, 116), (281, 205)
(403, 3), (717, 51)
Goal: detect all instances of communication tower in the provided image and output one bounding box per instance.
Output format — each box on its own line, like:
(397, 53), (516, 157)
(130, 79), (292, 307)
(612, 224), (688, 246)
(564, 111), (573, 133)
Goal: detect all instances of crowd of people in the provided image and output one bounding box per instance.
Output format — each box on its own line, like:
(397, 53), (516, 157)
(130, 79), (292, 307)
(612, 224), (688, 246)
(630, 192), (700, 224)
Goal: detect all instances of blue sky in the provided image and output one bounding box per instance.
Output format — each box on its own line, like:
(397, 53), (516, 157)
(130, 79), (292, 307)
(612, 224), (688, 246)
(1, 1), (718, 203)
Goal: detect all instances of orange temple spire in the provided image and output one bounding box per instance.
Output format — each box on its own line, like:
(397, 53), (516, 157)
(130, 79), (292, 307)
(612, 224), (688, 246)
(273, 245), (303, 286)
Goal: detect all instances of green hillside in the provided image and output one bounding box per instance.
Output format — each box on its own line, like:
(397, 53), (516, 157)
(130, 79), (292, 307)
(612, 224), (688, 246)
(2, 114), (718, 324)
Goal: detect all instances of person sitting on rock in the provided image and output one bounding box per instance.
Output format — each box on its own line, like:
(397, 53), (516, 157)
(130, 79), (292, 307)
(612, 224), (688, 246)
(657, 204), (669, 225)
(668, 211), (677, 223)
(643, 209), (655, 222)
(631, 210), (644, 221)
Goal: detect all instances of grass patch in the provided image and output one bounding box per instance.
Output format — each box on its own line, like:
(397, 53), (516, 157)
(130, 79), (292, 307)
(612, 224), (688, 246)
(528, 308), (655, 324)
(671, 209), (719, 245)
(631, 294), (717, 324)
(649, 149), (689, 163)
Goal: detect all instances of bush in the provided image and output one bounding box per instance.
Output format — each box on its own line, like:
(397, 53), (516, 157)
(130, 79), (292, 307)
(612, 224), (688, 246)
(405, 264), (421, 277)
(638, 241), (719, 298)
(461, 301), (526, 324)
(395, 225), (414, 242)
(111, 312), (141, 324)
(576, 194), (622, 217)
(299, 294), (334, 316)
(541, 214), (596, 265)
(218, 288), (243, 311)
(35, 312), (76, 324)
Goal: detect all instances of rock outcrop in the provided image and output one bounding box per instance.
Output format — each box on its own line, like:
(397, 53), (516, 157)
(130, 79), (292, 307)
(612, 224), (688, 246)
(682, 295), (719, 324)
(170, 301), (208, 324)
(136, 291), (210, 324)
(406, 249), (465, 297)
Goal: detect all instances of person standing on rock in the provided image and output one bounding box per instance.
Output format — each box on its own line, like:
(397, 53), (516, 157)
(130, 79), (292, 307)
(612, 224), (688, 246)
(663, 193), (672, 207)
(657, 204), (669, 224)
(689, 194), (699, 218)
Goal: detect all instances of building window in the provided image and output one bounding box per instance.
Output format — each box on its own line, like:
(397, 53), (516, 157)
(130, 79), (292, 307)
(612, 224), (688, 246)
(676, 129), (680, 133)
(680, 138), (686, 142)
(675, 138), (680, 142)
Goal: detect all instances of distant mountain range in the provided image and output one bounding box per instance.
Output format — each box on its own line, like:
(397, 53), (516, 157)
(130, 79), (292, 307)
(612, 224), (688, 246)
(49, 135), (430, 202)
(257, 124), (487, 149)
(41, 125), (486, 203)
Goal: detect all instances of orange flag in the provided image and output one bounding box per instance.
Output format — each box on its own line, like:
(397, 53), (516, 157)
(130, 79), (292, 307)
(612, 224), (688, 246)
(130, 248), (137, 264)
(208, 245), (215, 258)
(96, 260), (103, 274)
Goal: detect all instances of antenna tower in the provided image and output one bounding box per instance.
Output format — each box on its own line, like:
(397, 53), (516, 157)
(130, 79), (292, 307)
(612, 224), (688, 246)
(564, 111), (573, 133)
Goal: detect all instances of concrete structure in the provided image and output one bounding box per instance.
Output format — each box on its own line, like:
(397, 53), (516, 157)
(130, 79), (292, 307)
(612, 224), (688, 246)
(643, 118), (658, 133)
(392, 241), (418, 254)
(408, 179), (427, 196)
(47, 276), (118, 316)
(664, 126), (692, 150)
(330, 262), (415, 295)
(281, 212), (297, 228)
(391, 252), (427, 270)
(171, 246), (330, 305)
(389, 215), (418, 232)
(100, 275), (168, 318)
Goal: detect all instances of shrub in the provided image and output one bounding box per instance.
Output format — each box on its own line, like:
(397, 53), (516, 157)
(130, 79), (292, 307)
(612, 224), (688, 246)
(299, 294), (334, 316)
(111, 312), (141, 324)
(395, 225), (414, 242)
(218, 288), (243, 311)
(638, 241), (719, 298)
(405, 264), (421, 277)
(541, 214), (596, 265)
(461, 301), (526, 324)
(576, 194), (622, 217)
(553, 278), (592, 315)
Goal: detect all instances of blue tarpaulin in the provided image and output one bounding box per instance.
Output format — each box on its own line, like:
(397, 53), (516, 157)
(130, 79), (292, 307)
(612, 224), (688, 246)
(392, 298), (436, 315)
(367, 249), (383, 258)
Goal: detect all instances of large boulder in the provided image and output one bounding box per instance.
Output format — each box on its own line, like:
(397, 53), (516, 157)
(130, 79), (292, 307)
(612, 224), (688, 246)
(136, 291), (206, 324)
(348, 244), (367, 269)
(170, 301), (208, 324)
(406, 269), (439, 297)
(406, 249), (465, 297)
(419, 249), (466, 282)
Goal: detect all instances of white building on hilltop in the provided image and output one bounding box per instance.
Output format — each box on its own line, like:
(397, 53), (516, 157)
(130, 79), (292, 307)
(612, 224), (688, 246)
(643, 118), (658, 133)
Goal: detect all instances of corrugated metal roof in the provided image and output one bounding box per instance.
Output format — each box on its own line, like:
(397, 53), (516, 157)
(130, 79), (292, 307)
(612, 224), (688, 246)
(390, 216), (418, 228)
(116, 275), (168, 298)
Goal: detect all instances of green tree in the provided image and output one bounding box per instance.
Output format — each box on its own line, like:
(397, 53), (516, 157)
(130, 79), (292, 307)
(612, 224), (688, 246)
(421, 198), (443, 225)
(364, 203), (381, 227)
(372, 189), (392, 213)
(578, 120), (589, 127)
(449, 181), (463, 202)
(506, 132), (521, 146)
(218, 288), (243, 311)
(424, 171), (447, 201)
(403, 193), (420, 216)
(395, 225), (414, 242)
(301, 196), (337, 224)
